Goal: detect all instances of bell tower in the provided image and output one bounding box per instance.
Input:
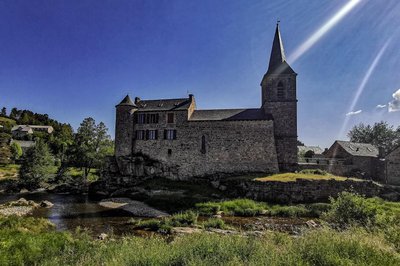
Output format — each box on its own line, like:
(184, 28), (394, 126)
(261, 23), (298, 172)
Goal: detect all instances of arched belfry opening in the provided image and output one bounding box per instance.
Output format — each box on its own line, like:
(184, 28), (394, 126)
(277, 81), (285, 100)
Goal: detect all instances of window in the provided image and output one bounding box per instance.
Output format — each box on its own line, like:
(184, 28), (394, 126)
(201, 135), (206, 154)
(277, 81), (285, 100)
(168, 149), (172, 156)
(148, 130), (158, 140)
(137, 113), (159, 124)
(136, 130), (145, 140)
(167, 113), (174, 123)
(137, 114), (145, 124)
(149, 114), (159, 123)
(164, 129), (176, 140)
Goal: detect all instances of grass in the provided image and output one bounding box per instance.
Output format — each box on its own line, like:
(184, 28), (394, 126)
(1, 215), (400, 265)
(0, 116), (16, 125)
(195, 199), (331, 218)
(128, 211), (199, 233)
(0, 164), (20, 180)
(65, 167), (99, 182)
(255, 172), (362, 182)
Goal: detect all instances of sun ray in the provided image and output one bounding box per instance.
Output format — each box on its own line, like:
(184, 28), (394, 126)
(288, 0), (363, 63)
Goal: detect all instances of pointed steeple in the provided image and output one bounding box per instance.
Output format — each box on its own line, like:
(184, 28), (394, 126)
(266, 22), (295, 75)
(116, 94), (137, 107)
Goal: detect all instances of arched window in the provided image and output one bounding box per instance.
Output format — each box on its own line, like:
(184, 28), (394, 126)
(201, 135), (206, 154)
(277, 81), (285, 100)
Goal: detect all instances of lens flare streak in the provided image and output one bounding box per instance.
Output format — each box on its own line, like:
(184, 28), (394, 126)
(288, 0), (362, 63)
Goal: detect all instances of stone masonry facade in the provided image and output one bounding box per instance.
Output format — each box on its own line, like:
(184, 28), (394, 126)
(114, 24), (297, 180)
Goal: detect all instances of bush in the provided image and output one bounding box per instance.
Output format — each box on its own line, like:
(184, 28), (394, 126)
(299, 169), (328, 175)
(10, 142), (22, 161)
(130, 211), (199, 233)
(268, 205), (309, 217)
(323, 191), (377, 227)
(202, 218), (228, 229)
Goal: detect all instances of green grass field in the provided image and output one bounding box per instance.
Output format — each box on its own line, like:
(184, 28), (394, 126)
(255, 172), (362, 182)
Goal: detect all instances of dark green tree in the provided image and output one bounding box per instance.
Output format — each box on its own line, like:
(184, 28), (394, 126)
(10, 141), (23, 161)
(348, 121), (400, 155)
(71, 118), (112, 179)
(0, 133), (12, 164)
(1, 107), (6, 116)
(19, 139), (54, 187)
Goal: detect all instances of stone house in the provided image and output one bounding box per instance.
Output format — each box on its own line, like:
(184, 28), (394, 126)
(114, 24), (298, 180)
(11, 125), (54, 138)
(324, 140), (379, 179)
(385, 146), (400, 185)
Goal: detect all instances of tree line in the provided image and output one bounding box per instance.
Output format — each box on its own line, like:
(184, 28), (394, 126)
(0, 107), (113, 187)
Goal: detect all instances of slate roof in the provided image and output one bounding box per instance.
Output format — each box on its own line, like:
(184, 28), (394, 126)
(335, 140), (379, 157)
(11, 125), (53, 132)
(266, 24), (296, 75)
(189, 108), (271, 121)
(136, 98), (191, 111)
(117, 95), (136, 107)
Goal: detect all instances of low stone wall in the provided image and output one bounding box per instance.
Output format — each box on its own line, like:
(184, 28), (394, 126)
(218, 178), (386, 203)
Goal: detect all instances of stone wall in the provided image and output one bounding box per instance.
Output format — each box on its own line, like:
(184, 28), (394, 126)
(133, 118), (279, 179)
(218, 178), (385, 203)
(386, 147), (400, 185)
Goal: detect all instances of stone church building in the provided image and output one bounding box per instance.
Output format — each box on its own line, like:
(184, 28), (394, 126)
(114, 24), (298, 179)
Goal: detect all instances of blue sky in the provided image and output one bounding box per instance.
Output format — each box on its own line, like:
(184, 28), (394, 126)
(0, 0), (399, 148)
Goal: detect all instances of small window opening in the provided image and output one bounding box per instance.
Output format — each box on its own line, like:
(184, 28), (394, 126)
(201, 135), (206, 154)
(277, 81), (285, 100)
(167, 113), (174, 123)
(168, 149), (172, 156)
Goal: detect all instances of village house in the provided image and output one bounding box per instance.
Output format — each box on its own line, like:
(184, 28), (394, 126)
(11, 125), (54, 138)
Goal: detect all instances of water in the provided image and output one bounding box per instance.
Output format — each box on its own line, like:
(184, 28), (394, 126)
(0, 193), (311, 236)
(0, 193), (142, 236)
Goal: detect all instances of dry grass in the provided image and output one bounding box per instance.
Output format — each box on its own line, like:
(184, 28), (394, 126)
(0, 164), (20, 180)
(255, 173), (362, 182)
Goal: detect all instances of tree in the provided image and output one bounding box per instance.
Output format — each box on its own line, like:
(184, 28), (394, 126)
(1, 107), (6, 117)
(10, 142), (23, 161)
(348, 121), (400, 156)
(0, 133), (12, 164)
(19, 139), (54, 187)
(304, 150), (315, 158)
(71, 118), (112, 179)
(297, 140), (305, 146)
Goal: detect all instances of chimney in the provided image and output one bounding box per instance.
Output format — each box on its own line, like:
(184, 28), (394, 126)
(189, 94), (194, 102)
(134, 97), (141, 104)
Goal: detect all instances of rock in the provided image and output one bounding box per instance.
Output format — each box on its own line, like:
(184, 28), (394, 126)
(172, 227), (202, 235)
(218, 185), (227, 191)
(306, 220), (318, 228)
(207, 228), (238, 235)
(260, 209), (268, 215)
(19, 188), (29, 193)
(40, 200), (54, 208)
(99, 198), (169, 218)
(212, 214), (222, 218)
(211, 181), (220, 189)
(97, 233), (108, 240)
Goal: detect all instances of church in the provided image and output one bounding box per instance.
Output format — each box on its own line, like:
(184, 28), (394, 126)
(114, 24), (298, 179)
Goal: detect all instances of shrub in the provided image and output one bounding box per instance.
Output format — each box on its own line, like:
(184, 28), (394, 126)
(299, 169), (328, 175)
(268, 205), (309, 217)
(323, 191), (377, 227)
(202, 218), (228, 229)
